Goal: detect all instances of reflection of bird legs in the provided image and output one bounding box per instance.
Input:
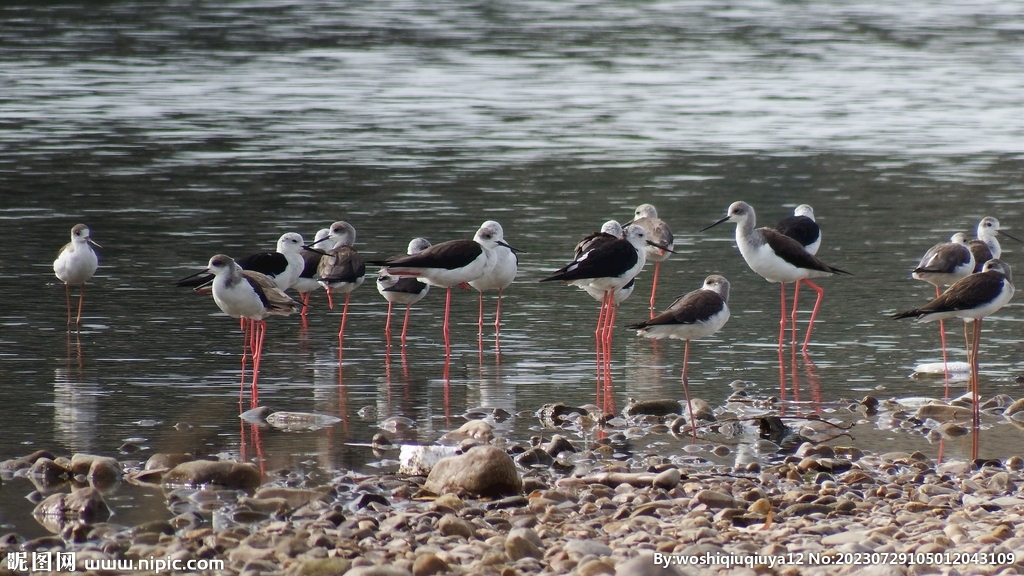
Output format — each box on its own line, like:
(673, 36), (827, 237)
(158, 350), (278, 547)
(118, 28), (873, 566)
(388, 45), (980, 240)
(969, 319), (982, 460)
(681, 340), (696, 442)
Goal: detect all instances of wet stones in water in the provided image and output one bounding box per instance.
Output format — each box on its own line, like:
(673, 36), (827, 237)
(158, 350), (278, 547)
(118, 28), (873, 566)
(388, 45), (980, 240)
(1002, 398), (1024, 420)
(32, 487), (111, 533)
(145, 452), (196, 471)
(265, 411), (341, 432)
(253, 486), (331, 508)
(543, 434), (577, 457)
(0, 450), (56, 472)
(28, 457), (70, 486)
(380, 416), (416, 433)
(371, 433), (394, 451)
(624, 398), (681, 418)
(514, 447), (554, 468)
(439, 420), (494, 445)
(70, 454), (121, 490)
(537, 403), (588, 427)
(162, 460), (262, 492)
(915, 403), (973, 422)
(424, 445), (522, 497)
(238, 405), (274, 424)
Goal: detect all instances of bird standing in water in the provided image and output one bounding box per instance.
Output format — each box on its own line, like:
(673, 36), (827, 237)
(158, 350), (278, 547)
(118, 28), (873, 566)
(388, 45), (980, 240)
(54, 223), (101, 328)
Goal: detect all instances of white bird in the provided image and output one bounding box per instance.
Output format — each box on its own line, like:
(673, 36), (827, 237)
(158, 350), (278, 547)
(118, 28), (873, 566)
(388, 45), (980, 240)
(541, 225), (657, 344)
(468, 221), (520, 336)
(377, 238), (432, 345)
(894, 259), (1014, 443)
(313, 221), (366, 343)
(175, 232), (307, 292)
(628, 204), (674, 314)
(204, 254), (299, 399)
(376, 221), (512, 355)
(293, 228), (333, 316)
(629, 275), (731, 441)
(701, 201), (849, 352)
(969, 217), (1020, 272)
(910, 232), (975, 381)
(54, 224), (100, 327)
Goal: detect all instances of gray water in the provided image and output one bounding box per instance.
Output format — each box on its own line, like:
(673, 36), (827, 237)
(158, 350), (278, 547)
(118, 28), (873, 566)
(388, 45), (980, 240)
(3, 0), (1024, 537)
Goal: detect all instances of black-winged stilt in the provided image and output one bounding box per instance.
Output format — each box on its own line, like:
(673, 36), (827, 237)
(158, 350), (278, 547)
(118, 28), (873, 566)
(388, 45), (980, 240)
(53, 223), (100, 328)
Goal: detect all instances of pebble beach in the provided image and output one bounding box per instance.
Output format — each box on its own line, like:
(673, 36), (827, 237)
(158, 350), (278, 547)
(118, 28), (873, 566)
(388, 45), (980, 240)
(4, 392), (1024, 576)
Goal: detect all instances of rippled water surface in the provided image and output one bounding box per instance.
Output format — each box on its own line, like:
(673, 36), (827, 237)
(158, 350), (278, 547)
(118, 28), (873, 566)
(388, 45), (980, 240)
(3, 0), (1024, 537)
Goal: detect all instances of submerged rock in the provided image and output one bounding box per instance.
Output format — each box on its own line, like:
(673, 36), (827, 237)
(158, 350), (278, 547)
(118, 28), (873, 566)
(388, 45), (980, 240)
(538, 403), (589, 427)
(265, 411), (342, 432)
(145, 453), (195, 471)
(32, 487), (111, 532)
(0, 450), (57, 472)
(424, 445), (522, 497)
(161, 460), (262, 492)
(624, 398), (682, 418)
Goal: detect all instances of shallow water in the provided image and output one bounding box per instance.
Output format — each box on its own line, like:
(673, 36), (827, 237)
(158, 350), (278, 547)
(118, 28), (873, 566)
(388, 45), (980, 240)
(2, 1), (1024, 537)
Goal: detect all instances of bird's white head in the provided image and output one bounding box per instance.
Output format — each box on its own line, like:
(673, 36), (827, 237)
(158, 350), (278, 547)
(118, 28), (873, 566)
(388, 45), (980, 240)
(982, 258), (1012, 281)
(277, 232), (306, 254)
(601, 220), (623, 237)
(633, 204), (659, 220)
(794, 204), (815, 220)
(407, 237), (431, 255)
(207, 254), (237, 275)
(70, 223), (101, 248)
(622, 224), (649, 248)
(703, 274), (731, 302)
(950, 232), (970, 245)
(327, 221), (357, 247)
(700, 201), (755, 233)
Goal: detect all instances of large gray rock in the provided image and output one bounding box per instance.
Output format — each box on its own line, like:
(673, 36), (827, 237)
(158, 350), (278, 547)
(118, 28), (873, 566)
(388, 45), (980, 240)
(32, 487), (111, 532)
(424, 445), (522, 497)
(161, 460), (262, 492)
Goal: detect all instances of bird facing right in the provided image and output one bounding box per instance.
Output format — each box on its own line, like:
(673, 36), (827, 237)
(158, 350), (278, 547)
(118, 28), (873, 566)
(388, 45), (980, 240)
(54, 223), (101, 327)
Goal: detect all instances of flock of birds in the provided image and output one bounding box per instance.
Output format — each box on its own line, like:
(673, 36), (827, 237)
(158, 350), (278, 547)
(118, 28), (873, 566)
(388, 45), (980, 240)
(53, 202), (1017, 444)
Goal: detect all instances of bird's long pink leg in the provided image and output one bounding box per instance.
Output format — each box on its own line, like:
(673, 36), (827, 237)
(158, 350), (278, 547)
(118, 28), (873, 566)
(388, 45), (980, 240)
(401, 303), (411, 346)
(649, 261), (660, 318)
(800, 279), (825, 353)
(76, 284), (86, 327)
(338, 293), (351, 344)
(301, 292), (310, 317)
(443, 287), (452, 358)
(251, 320), (266, 403)
(240, 319), (250, 393)
(477, 292), (485, 336)
(595, 291), (609, 340)
(605, 300), (618, 346)
(971, 319), (982, 458)
(790, 279), (801, 344)
(65, 284), (72, 327)
(384, 301), (393, 345)
(934, 286), (950, 397)
(778, 283), (788, 350)
(494, 288), (503, 333)
(325, 286), (334, 309)
(682, 339), (696, 442)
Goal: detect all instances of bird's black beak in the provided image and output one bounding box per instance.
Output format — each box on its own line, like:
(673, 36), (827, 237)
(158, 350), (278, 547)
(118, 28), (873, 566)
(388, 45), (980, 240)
(699, 215), (730, 233)
(646, 240), (676, 253)
(176, 268), (211, 283)
(303, 244), (329, 255)
(998, 229), (1023, 243)
(497, 240), (524, 254)
(87, 238), (102, 249)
